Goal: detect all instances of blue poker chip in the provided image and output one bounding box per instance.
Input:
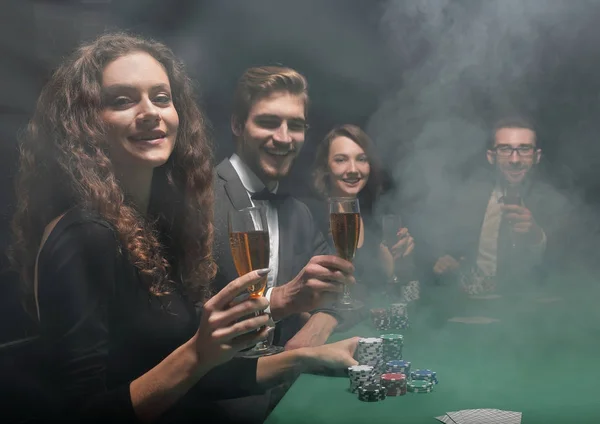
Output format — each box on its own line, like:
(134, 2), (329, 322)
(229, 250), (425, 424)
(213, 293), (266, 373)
(386, 360), (411, 369)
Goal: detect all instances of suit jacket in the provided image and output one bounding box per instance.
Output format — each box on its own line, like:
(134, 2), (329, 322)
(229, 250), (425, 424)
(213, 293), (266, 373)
(418, 169), (570, 286)
(211, 158), (334, 423)
(213, 158), (334, 342)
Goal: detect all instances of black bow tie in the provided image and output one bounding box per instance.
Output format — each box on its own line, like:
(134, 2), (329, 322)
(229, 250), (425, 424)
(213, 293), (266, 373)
(251, 188), (289, 203)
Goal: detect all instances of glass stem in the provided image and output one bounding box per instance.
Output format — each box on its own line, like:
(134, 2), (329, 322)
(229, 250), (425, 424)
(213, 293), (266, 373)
(255, 310), (270, 351)
(340, 258), (354, 303)
(340, 284), (352, 304)
(255, 340), (268, 350)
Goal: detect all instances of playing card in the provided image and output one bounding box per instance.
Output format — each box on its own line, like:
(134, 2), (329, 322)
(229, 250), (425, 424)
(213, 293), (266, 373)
(440, 409), (521, 424)
(434, 414), (456, 423)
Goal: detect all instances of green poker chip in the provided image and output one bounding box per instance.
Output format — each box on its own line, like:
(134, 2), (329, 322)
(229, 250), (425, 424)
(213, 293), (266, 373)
(407, 380), (433, 393)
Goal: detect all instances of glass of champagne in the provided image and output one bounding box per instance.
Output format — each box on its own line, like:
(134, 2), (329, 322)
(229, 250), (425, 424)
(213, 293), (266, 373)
(228, 206), (283, 357)
(329, 197), (363, 310)
(382, 214), (403, 284)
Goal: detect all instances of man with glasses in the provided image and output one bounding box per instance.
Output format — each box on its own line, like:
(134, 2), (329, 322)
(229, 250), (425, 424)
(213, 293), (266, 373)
(431, 117), (562, 292)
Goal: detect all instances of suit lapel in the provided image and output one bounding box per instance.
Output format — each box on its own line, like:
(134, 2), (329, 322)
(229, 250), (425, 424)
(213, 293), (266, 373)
(216, 159), (253, 211)
(217, 158), (295, 284)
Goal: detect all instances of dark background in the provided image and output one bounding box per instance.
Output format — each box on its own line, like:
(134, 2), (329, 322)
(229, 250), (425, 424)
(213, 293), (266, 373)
(2, 0), (600, 342)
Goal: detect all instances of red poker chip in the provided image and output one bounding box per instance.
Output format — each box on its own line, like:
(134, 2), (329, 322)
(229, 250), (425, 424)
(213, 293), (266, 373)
(381, 373), (406, 397)
(381, 373), (406, 381)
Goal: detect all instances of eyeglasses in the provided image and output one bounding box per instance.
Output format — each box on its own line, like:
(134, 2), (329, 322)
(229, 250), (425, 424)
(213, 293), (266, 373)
(493, 145), (537, 157)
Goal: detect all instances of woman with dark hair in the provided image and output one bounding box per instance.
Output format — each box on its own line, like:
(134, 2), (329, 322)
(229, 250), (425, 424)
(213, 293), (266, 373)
(310, 124), (415, 294)
(10, 33), (358, 423)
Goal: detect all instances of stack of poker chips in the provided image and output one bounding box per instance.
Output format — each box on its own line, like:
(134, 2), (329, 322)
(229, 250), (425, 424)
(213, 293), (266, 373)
(348, 365), (378, 393)
(380, 333), (403, 362)
(411, 369), (438, 385)
(380, 373), (407, 396)
(355, 337), (384, 373)
(370, 305), (409, 331)
(407, 379), (434, 393)
(459, 266), (497, 295)
(370, 308), (390, 331)
(389, 302), (407, 317)
(389, 303), (410, 330)
(358, 384), (387, 402)
(401, 280), (421, 302)
(386, 359), (411, 376)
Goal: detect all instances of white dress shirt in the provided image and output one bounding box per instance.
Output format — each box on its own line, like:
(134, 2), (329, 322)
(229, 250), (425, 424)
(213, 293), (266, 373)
(229, 154), (280, 320)
(476, 186), (547, 277)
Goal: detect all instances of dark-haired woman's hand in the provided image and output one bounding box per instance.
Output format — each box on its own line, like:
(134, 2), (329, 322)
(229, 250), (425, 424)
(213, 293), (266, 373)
(192, 269), (272, 370)
(390, 228), (415, 259)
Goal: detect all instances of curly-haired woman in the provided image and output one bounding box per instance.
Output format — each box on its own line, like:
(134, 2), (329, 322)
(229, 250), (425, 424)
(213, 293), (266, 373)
(10, 33), (358, 423)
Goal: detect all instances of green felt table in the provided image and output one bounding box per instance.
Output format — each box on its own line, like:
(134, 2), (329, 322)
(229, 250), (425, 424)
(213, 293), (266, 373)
(266, 275), (600, 424)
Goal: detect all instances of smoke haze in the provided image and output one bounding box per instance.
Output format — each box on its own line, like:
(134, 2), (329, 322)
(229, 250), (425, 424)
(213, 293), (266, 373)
(367, 0), (600, 269)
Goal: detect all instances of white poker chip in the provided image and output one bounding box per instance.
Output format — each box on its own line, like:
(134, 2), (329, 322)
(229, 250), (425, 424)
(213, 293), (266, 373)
(348, 365), (373, 372)
(359, 337), (383, 344)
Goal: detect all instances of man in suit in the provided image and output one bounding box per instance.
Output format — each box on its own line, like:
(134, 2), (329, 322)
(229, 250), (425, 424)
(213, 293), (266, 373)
(212, 66), (353, 350)
(428, 117), (567, 293)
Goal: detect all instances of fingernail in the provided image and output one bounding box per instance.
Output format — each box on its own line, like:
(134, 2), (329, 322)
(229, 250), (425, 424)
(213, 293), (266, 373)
(257, 268), (270, 276)
(266, 326), (276, 335)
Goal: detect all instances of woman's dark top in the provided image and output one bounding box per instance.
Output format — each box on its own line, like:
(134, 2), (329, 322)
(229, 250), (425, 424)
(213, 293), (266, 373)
(37, 208), (263, 423)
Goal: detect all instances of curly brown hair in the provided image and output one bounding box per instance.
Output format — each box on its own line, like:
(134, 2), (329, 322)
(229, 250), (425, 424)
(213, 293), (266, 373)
(10, 32), (216, 304)
(312, 124), (384, 216)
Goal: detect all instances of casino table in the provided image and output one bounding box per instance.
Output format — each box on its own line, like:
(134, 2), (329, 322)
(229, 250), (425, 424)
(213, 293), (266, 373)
(266, 275), (600, 424)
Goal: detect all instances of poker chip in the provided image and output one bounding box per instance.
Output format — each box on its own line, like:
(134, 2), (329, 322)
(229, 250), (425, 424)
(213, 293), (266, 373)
(380, 333), (404, 362)
(407, 379), (434, 393)
(411, 369), (438, 384)
(370, 306), (410, 331)
(386, 359), (411, 376)
(370, 308), (387, 320)
(355, 338), (384, 372)
(401, 280), (421, 302)
(389, 303), (410, 330)
(358, 384), (386, 402)
(348, 365), (378, 392)
(459, 267), (497, 295)
(390, 303), (407, 316)
(370, 308), (390, 330)
(380, 373), (407, 396)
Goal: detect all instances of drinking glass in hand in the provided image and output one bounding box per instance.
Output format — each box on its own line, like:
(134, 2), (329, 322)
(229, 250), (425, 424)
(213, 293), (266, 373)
(382, 214), (402, 283)
(503, 185), (522, 207)
(329, 197), (363, 310)
(228, 206), (283, 357)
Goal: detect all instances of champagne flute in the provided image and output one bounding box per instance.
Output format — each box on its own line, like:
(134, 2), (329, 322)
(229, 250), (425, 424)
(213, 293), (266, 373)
(329, 197), (363, 310)
(503, 185), (522, 206)
(228, 206), (283, 357)
(382, 214), (403, 284)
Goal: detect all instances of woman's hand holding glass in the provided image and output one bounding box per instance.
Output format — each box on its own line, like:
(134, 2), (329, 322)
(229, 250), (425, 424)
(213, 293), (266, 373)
(389, 228), (415, 260)
(382, 214), (414, 283)
(192, 269), (272, 369)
